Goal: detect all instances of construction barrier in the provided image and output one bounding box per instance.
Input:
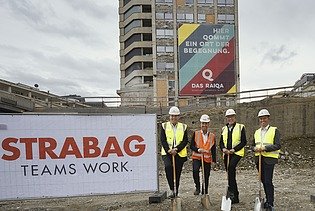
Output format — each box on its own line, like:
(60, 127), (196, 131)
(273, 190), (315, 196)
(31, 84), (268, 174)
(0, 114), (158, 200)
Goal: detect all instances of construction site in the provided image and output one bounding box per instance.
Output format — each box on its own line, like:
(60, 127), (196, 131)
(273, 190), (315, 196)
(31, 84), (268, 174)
(0, 78), (314, 210)
(0, 0), (315, 210)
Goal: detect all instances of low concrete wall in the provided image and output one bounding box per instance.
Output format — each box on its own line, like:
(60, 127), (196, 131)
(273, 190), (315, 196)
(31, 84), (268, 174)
(181, 97), (315, 141)
(240, 97), (314, 140)
(33, 96), (315, 141)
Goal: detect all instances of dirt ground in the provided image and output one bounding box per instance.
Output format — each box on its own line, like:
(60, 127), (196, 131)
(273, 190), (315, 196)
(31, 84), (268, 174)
(0, 165), (314, 211)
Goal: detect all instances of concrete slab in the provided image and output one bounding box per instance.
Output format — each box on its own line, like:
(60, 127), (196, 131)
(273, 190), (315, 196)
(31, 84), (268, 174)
(149, 191), (167, 203)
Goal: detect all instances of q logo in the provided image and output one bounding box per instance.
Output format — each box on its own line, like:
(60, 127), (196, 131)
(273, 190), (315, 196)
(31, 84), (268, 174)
(202, 69), (214, 82)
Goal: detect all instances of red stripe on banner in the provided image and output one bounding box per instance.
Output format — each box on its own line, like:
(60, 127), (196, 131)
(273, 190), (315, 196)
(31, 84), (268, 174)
(180, 37), (235, 95)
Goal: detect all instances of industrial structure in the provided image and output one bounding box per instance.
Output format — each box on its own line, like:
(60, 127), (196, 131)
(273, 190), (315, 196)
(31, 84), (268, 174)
(117, 0), (239, 106)
(0, 79), (90, 113)
(292, 73), (315, 97)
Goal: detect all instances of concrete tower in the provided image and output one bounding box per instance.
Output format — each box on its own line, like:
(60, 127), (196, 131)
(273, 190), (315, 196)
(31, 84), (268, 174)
(118, 0), (239, 107)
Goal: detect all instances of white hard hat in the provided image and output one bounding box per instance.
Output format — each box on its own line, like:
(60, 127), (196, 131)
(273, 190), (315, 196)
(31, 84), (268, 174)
(225, 109), (236, 116)
(169, 106), (180, 115)
(258, 109), (270, 117)
(200, 114), (210, 123)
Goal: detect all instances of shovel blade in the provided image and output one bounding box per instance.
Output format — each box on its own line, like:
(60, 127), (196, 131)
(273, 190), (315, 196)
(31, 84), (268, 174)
(201, 194), (211, 210)
(254, 197), (264, 211)
(220, 195), (231, 211)
(172, 197), (182, 211)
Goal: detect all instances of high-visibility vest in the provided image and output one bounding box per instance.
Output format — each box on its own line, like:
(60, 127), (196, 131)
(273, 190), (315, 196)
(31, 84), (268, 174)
(161, 122), (188, 157)
(222, 123), (245, 157)
(191, 130), (215, 163)
(254, 126), (280, 158)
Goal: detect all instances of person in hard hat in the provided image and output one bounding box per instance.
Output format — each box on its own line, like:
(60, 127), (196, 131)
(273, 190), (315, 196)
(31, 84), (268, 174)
(160, 106), (188, 198)
(190, 114), (216, 195)
(219, 108), (247, 204)
(253, 109), (281, 211)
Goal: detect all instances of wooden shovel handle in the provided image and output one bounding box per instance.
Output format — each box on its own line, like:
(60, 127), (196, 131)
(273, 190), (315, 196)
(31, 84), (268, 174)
(226, 153), (230, 181)
(201, 154), (206, 194)
(172, 154), (176, 194)
(258, 153), (262, 198)
(258, 153), (262, 181)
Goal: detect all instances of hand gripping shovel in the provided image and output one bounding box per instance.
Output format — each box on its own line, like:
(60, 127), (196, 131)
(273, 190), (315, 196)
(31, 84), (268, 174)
(201, 154), (211, 209)
(221, 154), (231, 211)
(254, 153), (264, 211)
(172, 154), (181, 211)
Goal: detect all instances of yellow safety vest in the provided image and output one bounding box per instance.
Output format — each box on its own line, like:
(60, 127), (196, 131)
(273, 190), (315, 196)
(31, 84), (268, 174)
(254, 126), (280, 158)
(161, 122), (187, 157)
(222, 123), (245, 157)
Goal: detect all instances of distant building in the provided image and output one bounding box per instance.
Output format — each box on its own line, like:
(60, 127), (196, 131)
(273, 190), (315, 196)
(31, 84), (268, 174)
(292, 73), (315, 97)
(117, 0), (239, 106)
(0, 79), (90, 113)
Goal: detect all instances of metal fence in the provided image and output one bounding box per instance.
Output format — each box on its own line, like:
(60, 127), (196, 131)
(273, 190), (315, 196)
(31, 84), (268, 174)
(80, 85), (311, 108)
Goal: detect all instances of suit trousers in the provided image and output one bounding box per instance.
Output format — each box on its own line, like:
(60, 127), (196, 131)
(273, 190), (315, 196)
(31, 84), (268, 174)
(224, 154), (242, 196)
(192, 159), (211, 194)
(162, 154), (186, 194)
(257, 161), (275, 206)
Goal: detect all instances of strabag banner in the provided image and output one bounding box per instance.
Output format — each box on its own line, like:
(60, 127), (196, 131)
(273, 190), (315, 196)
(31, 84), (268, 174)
(0, 114), (157, 200)
(178, 24), (236, 96)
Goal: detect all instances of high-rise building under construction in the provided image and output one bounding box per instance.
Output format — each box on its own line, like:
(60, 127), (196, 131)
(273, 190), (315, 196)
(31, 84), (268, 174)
(117, 0), (239, 106)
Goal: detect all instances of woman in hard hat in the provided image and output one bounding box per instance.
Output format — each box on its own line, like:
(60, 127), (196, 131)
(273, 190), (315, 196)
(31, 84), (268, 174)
(219, 108), (247, 204)
(253, 109), (281, 211)
(160, 106), (188, 198)
(190, 114), (216, 195)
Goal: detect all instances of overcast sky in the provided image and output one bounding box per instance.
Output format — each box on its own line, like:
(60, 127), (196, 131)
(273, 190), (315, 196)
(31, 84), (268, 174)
(0, 0), (314, 97)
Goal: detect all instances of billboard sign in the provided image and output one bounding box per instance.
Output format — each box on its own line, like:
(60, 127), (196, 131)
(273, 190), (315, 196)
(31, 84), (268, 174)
(178, 24), (236, 96)
(0, 114), (157, 200)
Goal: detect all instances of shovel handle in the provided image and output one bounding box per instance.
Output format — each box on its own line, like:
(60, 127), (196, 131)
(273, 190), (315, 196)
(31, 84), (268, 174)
(201, 154), (206, 195)
(172, 154), (176, 195)
(258, 153), (262, 181)
(226, 153), (230, 181)
(258, 152), (262, 198)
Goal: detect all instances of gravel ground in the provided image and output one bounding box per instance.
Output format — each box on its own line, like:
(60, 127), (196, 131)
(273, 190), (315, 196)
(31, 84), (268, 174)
(1, 166), (314, 211)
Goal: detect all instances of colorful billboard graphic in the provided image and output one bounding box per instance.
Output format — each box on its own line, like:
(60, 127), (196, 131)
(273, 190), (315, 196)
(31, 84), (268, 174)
(178, 24), (236, 96)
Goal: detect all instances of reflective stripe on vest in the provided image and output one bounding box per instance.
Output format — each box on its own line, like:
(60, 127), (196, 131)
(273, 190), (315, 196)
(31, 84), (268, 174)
(254, 126), (280, 158)
(191, 130), (215, 163)
(222, 123), (245, 157)
(161, 122), (187, 157)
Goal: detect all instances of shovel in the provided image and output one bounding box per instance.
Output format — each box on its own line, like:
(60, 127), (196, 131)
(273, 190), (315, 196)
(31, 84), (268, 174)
(221, 154), (231, 211)
(172, 154), (181, 211)
(201, 154), (211, 209)
(254, 153), (264, 211)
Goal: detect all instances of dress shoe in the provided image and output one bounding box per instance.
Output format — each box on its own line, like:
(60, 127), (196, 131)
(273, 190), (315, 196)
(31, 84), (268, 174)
(264, 201), (269, 208)
(264, 202), (274, 210)
(193, 189), (200, 195)
(168, 190), (175, 199)
(266, 206), (274, 211)
(231, 194), (239, 204)
(231, 197), (239, 204)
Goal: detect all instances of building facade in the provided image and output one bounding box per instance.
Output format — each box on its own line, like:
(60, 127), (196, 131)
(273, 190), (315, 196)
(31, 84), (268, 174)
(117, 0), (239, 106)
(292, 73), (315, 97)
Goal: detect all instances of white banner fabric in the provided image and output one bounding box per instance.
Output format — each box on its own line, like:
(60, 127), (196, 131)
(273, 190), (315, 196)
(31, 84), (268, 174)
(0, 114), (157, 200)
